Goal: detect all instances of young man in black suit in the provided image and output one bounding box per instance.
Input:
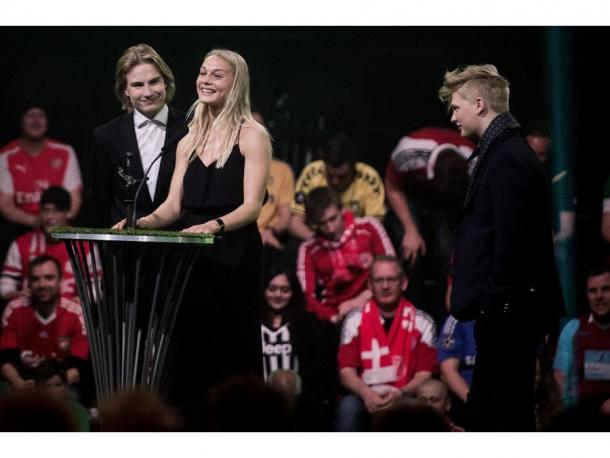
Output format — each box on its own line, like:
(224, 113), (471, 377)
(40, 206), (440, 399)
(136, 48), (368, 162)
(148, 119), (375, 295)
(93, 43), (186, 226)
(438, 64), (564, 431)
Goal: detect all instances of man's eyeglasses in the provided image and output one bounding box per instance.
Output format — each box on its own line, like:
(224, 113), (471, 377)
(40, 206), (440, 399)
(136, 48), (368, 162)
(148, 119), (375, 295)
(370, 275), (403, 286)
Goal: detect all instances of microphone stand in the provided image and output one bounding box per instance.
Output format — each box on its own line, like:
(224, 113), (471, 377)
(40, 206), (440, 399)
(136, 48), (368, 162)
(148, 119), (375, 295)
(129, 149), (166, 229)
(128, 123), (189, 229)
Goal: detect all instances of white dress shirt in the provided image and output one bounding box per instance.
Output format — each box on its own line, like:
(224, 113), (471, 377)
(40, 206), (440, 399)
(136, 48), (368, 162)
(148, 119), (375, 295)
(133, 105), (169, 201)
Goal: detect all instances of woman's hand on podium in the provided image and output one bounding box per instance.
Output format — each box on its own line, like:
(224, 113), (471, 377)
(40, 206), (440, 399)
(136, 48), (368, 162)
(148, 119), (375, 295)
(182, 220), (220, 236)
(111, 217), (151, 230)
(112, 218), (127, 230)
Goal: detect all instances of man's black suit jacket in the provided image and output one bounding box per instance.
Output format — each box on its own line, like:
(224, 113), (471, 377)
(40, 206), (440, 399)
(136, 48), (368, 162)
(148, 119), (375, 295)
(92, 107), (186, 226)
(450, 128), (564, 326)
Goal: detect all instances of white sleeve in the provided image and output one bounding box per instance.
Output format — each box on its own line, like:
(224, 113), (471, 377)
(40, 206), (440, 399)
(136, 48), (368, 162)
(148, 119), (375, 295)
(62, 146), (83, 191)
(0, 153), (14, 194)
(0, 242), (23, 298)
(415, 310), (437, 347)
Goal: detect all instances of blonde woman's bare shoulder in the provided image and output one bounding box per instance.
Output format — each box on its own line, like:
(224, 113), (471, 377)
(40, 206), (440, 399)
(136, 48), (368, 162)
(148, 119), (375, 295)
(241, 119), (267, 135)
(239, 120), (272, 156)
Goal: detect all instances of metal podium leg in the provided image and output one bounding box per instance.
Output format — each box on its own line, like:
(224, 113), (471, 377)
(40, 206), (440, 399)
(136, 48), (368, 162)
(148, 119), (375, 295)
(65, 238), (201, 404)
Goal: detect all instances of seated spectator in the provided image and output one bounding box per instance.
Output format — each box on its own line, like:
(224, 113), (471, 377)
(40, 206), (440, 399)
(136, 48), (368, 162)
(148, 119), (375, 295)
(0, 105), (82, 228)
(289, 133), (385, 240)
(335, 255), (437, 431)
(206, 375), (292, 432)
(261, 264), (338, 430)
(437, 288), (476, 425)
(544, 402), (610, 432)
(30, 358), (90, 432)
(99, 389), (185, 432)
(535, 348), (562, 431)
(268, 369), (302, 413)
(437, 314), (475, 403)
(297, 187), (395, 323)
(553, 264), (610, 413)
(415, 378), (464, 431)
(384, 127), (474, 325)
(602, 174), (610, 245)
(253, 112), (295, 252)
(0, 390), (79, 432)
(1, 186), (99, 302)
(371, 395), (450, 432)
(0, 255), (88, 395)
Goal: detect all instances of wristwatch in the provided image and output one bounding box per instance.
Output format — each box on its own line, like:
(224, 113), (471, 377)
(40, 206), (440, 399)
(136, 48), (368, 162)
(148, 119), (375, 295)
(215, 218), (225, 235)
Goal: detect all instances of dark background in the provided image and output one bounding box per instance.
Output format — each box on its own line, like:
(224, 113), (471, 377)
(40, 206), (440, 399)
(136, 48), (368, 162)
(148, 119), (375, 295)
(1, 26), (608, 311)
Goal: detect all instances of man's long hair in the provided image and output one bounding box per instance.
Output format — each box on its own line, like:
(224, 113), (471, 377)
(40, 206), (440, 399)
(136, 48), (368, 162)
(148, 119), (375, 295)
(114, 43), (176, 112)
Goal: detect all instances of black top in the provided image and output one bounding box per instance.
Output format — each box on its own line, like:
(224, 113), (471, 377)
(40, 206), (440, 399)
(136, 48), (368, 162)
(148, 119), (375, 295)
(181, 143), (261, 267)
(182, 143), (244, 220)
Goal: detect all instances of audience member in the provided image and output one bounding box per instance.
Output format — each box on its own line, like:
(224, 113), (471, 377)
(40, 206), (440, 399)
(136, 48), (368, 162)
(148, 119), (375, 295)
(525, 123), (552, 165)
(415, 378), (464, 431)
(437, 313), (475, 422)
(602, 174), (610, 245)
(206, 375), (292, 432)
(384, 127), (474, 325)
(534, 348), (562, 431)
(297, 187), (395, 323)
(553, 264), (610, 412)
(525, 122), (575, 243)
(0, 390), (79, 432)
(0, 105), (82, 227)
(1, 186), (99, 302)
(261, 264), (339, 430)
(253, 112), (295, 253)
(30, 358), (90, 431)
(93, 43), (187, 226)
(99, 389), (185, 432)
(335, 255), (437, 431)
(371, 396), (450, 432)
(0, 255), (88, 395)
(268, 369), (302, 413)
(289, 133), (386, 239)
(385, 127), (473, 266)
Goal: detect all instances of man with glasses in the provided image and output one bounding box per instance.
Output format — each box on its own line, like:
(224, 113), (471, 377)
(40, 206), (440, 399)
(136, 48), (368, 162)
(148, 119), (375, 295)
(334, 255), (437, 431)
(297, 187), (394, 324)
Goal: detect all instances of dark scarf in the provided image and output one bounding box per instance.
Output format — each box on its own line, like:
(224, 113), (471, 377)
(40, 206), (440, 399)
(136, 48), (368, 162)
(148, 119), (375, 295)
(462, 112), (521, 210)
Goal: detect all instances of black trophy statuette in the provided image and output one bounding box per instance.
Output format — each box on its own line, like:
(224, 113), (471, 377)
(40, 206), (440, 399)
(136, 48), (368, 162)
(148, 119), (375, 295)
(116, 151), (142, 228)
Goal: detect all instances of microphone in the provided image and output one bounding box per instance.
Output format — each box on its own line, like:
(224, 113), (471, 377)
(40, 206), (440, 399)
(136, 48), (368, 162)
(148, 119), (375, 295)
(129, 124), (188, 228)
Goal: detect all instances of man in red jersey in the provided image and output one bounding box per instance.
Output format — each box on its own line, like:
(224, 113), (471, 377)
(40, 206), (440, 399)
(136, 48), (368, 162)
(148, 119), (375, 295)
(335, 255), (437, 431)
(384, 127), (475, 327)
(0, 255), (88, 392)
(0, 106), (82, 227)
(1, 186), (99, 302)
(297, 187), (395, 324)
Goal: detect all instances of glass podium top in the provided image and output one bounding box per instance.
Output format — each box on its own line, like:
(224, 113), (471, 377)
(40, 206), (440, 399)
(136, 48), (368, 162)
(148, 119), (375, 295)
(50, 227), (215, 245)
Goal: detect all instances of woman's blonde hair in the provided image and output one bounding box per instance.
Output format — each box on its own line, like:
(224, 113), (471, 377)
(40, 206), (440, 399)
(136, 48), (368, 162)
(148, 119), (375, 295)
(182, 49), (265, 168)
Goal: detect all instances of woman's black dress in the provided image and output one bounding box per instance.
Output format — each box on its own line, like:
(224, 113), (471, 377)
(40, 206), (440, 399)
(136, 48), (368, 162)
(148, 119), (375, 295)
(167, 142), (263, 428)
